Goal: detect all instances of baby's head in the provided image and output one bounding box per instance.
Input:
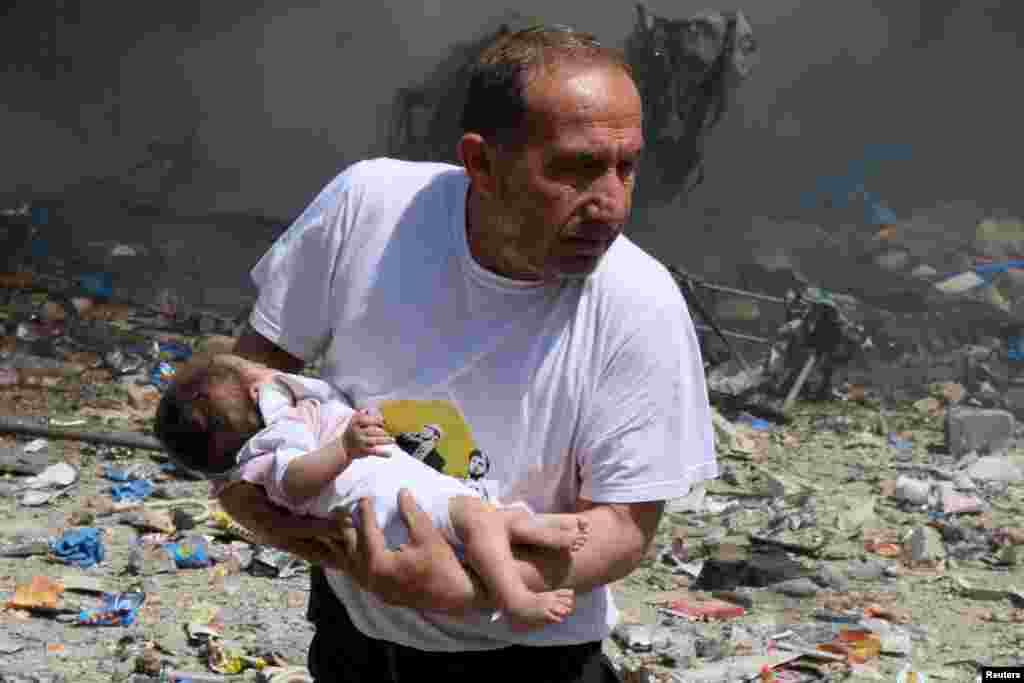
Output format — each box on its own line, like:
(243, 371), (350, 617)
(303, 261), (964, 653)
(153, 353), (272, 478)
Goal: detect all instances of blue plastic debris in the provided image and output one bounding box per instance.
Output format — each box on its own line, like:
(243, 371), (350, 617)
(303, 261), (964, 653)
(736, 412), (772, 431)
(163, 536), (211, 569)
(77, 591), (146, 626)
(50, 528), (105, 568)
(150, 361), (176, 390)
(102, 465), (132, 482)
(887, 433), (913, 451)
(110, 479), (154, 502)
(76, 272), (113, 300)
(30, 205), (49, 226)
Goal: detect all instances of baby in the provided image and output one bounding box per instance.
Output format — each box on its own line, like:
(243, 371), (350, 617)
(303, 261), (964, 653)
(153, 353), (588, 629)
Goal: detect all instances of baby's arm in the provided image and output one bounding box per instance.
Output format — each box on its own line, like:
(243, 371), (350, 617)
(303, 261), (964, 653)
(282, 410), (393, 503)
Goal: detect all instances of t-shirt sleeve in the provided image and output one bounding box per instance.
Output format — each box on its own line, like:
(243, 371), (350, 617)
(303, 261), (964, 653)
(248, 164), (365, 361)
(576, 296), (718, 504)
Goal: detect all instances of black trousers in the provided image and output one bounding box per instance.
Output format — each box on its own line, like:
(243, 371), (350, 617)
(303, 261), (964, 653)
(306, 566), (622, 683)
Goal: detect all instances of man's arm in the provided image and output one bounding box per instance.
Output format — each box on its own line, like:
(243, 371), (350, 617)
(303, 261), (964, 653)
(233, 324), (306, 373)
(217, 481), (349, 570)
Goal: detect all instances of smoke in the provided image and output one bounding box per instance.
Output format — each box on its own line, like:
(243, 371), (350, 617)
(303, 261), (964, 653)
(4, 1), (1021, 232)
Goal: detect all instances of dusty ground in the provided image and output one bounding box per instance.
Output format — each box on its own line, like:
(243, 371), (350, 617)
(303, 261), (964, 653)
(1, 352), (1023, 682)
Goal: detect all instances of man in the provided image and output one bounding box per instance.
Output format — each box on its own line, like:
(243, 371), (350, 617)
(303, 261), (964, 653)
(219, 25), (716, 683)
(396, 423), (446, 472)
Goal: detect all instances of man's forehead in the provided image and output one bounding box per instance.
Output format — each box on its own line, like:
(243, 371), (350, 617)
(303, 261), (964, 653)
(538, 126), (645, 165)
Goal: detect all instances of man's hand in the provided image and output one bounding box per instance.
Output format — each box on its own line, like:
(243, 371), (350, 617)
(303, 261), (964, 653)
(343, 410), (395, 457)
(217, 482), (350, 570)
(336, 489), (483, 613)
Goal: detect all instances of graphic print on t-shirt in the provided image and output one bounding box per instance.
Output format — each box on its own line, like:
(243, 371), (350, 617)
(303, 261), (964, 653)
(377, 399), (482, 480)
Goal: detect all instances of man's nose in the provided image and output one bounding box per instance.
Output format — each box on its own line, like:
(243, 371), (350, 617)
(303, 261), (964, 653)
(584, 170), (632, 221)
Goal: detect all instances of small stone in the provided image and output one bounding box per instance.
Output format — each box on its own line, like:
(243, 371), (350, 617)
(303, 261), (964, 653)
(845, 558), (887, 581)
(893, 476), (931, 505)
(813, 563), (850, 593)
(906, 526), (944, 563)
(694, 636), (724, 660)
(612, 623), (654, 653)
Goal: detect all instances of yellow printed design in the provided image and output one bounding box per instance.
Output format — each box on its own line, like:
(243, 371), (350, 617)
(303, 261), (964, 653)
(377, 400), (480, 479)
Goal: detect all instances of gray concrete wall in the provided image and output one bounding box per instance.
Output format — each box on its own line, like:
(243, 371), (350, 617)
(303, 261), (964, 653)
(3, 1), (1021, 316)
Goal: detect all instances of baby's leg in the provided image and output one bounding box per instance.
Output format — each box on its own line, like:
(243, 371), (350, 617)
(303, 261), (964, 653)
(450, 496), (574, 630)
(501, 508), (589, 553)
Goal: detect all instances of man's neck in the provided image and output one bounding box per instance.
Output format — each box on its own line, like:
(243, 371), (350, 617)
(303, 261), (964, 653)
(464, 185), (544, 283)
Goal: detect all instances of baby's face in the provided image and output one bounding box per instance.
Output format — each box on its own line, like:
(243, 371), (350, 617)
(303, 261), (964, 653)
(210, 355), (277, 398)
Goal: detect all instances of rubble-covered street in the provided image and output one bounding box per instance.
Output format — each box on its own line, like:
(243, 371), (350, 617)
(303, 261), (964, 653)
(2, 276), (1023, 683)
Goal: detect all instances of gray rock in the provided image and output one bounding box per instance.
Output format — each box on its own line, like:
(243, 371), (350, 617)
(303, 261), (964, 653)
(845, 558), (887, 581)
(953, 472), (977, 491)
(966, 455), (1024, 483)
(945, 407), (1015, 457)
(894, 475), (932, 505)
(770, 577), (819, 598)
(612, 623), (655, 652)
(907, 526), (944, 563)
(694, 637), (724, 661)
(813, 563), (850, 592)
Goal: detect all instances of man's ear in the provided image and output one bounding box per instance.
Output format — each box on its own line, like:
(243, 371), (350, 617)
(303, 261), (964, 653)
(458, 133), (499, 198)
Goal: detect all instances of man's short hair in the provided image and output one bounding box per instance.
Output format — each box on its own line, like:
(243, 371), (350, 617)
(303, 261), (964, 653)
(460, 24), (633, 149)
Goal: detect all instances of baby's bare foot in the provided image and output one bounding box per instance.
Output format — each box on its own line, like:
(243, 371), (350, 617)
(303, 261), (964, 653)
(509, 513), (589, 551)
(507, 589), (575, 632)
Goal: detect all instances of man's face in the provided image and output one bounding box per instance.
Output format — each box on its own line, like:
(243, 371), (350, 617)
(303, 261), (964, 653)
(483, 63), (644, 281)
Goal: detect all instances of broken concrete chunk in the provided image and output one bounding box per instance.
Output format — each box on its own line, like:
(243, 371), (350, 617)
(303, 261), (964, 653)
(613, 623), (655, 652)
(0, 446), (50, 475)
(770, 577), (819, 598)
(813, 563), (850, 593)
(966, 455), (1024, 483)
(906, 526), (944, 563)
(953, 472), (977, 491)
(945, 407), (1015, 457)
(844, 558), (888, 581)
(893, 476), (931, 505)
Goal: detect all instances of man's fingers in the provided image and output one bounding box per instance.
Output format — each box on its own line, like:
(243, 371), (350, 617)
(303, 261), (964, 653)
(356, 497), (390, 561)
(350, 437), (395, 458)
(353, 412), (386, 427)
(396, 488), (434, 543)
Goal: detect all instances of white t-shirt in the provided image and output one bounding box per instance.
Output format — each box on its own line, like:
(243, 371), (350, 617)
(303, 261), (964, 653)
(249, 157), (718, 651)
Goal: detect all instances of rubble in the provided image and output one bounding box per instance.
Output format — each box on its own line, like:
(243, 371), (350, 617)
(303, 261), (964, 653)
(3, 231), (1024, 682)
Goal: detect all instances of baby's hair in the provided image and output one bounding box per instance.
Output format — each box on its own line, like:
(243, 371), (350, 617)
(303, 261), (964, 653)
(153, 356), (243, 477)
